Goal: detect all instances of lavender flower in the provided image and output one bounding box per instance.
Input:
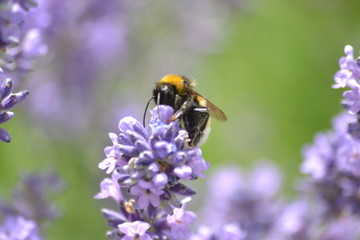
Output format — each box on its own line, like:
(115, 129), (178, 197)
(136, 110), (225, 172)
(197, 162), (282, 240)
(0, 0), (45, 73)
(300, 111), (360, 217)
(333, 45), (360, 89)
(320, 216), (360, 240)
(98, 105), (209, 213)
(0, 67), (29, 142)
(166, 197), (196, 239)
(96, 105), (207, 239)
(299, 45), (360, 219)
(333, 45), (360, 115)
(0, 215), (41, 240)
(190, 223), (246, 240)
(118, 221), (152, 240)
(0, 172), (62, 240)
(0, 8), (24, 50)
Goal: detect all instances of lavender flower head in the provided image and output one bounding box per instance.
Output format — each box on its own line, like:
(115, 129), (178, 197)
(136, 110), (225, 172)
(0, 0), (47, 73)
(0, 215), (41, 240)
(301, 106), (360, 217)
(0, 172), (62, 240)
(299, 45), (360, 218)
(96, 105), (208, 239)
(197, 162), (282, 240)
(333, 45), (360, 114)
(0, 67), (29, 142)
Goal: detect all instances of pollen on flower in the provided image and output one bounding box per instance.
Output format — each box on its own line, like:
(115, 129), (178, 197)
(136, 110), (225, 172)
(125, 199), (136, 213)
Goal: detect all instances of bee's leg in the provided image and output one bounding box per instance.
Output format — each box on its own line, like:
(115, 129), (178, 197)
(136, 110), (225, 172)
(185, 107), (210, 147)
(171, 99), (193, 121)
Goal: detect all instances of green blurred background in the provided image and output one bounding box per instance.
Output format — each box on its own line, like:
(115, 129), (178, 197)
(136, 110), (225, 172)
(2, 0), (360, 239)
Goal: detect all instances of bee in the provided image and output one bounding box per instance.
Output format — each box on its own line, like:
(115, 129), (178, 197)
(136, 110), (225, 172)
(146, 74), (227, 147)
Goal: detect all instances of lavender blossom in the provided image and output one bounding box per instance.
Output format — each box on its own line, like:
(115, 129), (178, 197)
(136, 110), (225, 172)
(118, 221), (152, 240)
(300, 111), (360, 217)
(190, 223), (246, 240)
(96, 105), (207, 239)
(320, 216), (360, 240)
(0, 0), (45, 73)
(166, 197), (196, 239)
(299, 45), (360, 219)
(0, 172), (62, 240)
(333, 45), (360, 89)
(333, 45), (360, 115)
(0, 7), (24, 50)
(0, 215), (41, 240)
(0, 67), (29, 142)
(98, 105), (209, 213)
(197, 162), (282, 240)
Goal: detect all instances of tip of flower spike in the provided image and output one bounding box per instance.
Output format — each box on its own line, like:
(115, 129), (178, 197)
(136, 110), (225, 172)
(344, 45), (354, 55)
(150, 105), (174, 123)
(0, 128), (11, 143)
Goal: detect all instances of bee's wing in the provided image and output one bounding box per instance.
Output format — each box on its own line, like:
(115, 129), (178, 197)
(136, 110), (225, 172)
(195, 92), (227, 122)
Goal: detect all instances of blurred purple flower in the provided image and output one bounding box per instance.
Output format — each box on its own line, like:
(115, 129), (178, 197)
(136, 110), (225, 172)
(320, 216), (360, 240)
(0, 172), (62, 240)
(300, 108), (360, 217)
(0, 215), (41, 240)
(343, 87), (360, 114)
(301, 132), (335, 180)
(0, 0), (46, 73)
(0, 10), (24, 49)
(263, 200), (318, 240)
(198, 162), (282, 240)
(16, 0), (38, 11)
(191, 223), (246, 240)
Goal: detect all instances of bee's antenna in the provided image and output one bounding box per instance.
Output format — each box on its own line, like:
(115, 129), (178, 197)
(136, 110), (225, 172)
(156, 92), (161, 117)
(143, 96), (154, 127)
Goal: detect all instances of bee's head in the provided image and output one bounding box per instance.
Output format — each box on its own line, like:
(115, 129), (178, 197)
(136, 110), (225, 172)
(153, 82), (176, 108)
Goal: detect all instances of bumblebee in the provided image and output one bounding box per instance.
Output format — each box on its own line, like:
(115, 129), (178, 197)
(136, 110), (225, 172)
(149, 74), (227, 147)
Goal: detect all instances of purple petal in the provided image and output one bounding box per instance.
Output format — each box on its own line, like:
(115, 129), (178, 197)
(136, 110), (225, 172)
(0, 111), (14, 124)
(0, 128), (11, 142)
(0, 78), (12, 99)
(1, 90), (29, 110)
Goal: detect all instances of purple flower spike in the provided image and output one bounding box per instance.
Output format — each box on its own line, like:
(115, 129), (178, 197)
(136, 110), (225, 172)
(97, 105), (210, 238)
(0, 215), (41, 240)
(99, 105), (209, 211)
